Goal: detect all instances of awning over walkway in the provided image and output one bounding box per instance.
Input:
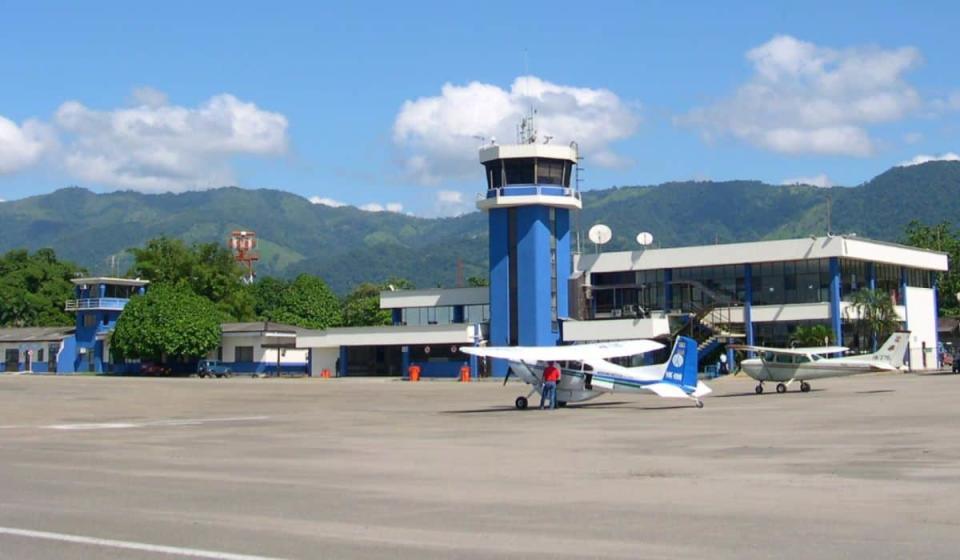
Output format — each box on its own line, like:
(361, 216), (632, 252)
(297, 324), (481, 349)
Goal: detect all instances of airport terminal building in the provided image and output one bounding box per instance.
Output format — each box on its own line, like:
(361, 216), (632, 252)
(297, 234), (947, 376)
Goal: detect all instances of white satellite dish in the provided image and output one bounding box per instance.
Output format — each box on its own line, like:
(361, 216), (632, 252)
(587, 224), (612, 253)
(636, 231), (654, 246)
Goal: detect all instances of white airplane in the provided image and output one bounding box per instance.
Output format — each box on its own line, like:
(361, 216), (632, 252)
(731, 331), (910, 395)
(460, 336), (713, 409)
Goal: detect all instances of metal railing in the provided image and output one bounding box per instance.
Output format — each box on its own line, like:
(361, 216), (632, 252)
(64, 298), (129, 311)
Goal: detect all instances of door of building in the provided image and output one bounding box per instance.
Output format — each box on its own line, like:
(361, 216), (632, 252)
(4, 349), (19, 372)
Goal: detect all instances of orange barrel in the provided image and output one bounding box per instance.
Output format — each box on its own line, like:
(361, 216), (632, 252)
(408, 364), (421, 382)
(321, 368), (331, 379)
(459, 364), (471, 383)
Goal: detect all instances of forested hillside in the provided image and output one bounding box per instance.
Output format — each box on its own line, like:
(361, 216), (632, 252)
(1, 161), (958, 292)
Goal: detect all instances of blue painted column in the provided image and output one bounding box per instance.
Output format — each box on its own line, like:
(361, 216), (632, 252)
(663, 269), (673, 312)
(338, 346), (348, 377)
(932, 272), (941, 368)
(98, 283), (106, 298)
(744, 264), (754, 351)
(868, 262), (877, 351)
(829, 257), (843, 347)
(488, 209), (510, 376)
(515, 206), (553, 346)
(452, 305), (465, 323)
(555, 209), (571, 326)
(392, 309), (402, 325)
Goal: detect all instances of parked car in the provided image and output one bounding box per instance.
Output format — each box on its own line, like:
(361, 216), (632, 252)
(140, 362), (171, 376)
(197, 360), (233, 378)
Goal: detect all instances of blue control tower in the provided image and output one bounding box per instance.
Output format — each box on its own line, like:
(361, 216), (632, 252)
(478, 117), (581, 376)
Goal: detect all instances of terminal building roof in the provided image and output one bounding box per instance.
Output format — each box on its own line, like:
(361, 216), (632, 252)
(575, 235), (948, 275)
(70, 277), (150, 287)
(0, 327), (75, 343)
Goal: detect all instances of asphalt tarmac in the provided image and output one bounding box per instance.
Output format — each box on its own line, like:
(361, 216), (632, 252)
(1, 372), (958, 559)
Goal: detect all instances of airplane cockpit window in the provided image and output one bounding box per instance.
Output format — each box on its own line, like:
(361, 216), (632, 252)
(795, 355), (812, 364)
(763, 351), (776, 362)
(775, 353), (793, 363)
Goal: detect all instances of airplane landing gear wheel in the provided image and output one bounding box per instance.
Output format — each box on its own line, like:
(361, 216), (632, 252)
(800, 381), (811, 393)
(515, 396), (528, 410)
(557, 401), (568, 408)
(695, 400), (704, 409)
(755, 384), (764, 394)
(776, 383), (787, 394)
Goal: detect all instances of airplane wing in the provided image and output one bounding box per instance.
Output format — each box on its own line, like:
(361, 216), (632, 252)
(729, 344), (848, 356)
(459, 339), (664, 363)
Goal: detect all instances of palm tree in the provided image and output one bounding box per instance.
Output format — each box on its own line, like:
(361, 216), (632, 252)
(845, 288), (900, 352)
(791, 324), (834, 347)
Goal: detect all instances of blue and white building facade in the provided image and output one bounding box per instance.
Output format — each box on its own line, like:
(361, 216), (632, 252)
(572, 236), (948, 369)
(63, 276), (149, 373)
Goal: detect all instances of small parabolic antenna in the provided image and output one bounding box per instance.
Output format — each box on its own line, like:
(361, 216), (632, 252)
(588, 224), (612, 253)
(636, 231), (654, 247)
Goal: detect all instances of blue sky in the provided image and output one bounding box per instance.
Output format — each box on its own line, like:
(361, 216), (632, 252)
(0, 1), (958, 215)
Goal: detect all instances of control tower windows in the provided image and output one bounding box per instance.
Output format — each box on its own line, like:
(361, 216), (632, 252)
(504, 158), (535, 185)
(537, 160), (564, 185)
(484, 162), (503, 189)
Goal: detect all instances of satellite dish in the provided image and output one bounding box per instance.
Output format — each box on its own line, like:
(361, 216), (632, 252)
(588, 224), (612, 246)
(636, 231), (654, 246)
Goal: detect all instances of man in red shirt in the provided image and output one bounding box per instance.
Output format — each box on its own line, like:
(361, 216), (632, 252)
(540, 362), (561, 410)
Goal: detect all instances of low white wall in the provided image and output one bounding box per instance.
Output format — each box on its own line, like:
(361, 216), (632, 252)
(562, 317), (671, 342)
(213, 335), (309, 364)
(905, 287), (937, 370)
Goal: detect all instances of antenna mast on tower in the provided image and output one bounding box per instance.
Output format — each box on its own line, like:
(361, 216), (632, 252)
(229, 230), (259, 284)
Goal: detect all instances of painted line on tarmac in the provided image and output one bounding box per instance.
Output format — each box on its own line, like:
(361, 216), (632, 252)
(45, 416), (270, 430)
(0, 526), (287, 560)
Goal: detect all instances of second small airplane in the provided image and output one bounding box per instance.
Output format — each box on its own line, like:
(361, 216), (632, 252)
(732, 331), (910, 394)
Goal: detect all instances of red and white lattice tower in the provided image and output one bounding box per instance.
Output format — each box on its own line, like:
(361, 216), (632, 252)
(229, 230), (259, 283)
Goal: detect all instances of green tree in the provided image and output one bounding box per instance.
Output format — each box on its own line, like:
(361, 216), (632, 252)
(467, 276), (488, 287)
(904, 220), (960, 316)
(251, 276), (289, 319)
(791, 324), (834, 347)
(111, 285), (221, 362)
(845, 288), (900, 351)
(127, 237), (254, 321)
(0, 248), (84, 327)
(271, 274), (341, 329)
(342, 282), (392, 327)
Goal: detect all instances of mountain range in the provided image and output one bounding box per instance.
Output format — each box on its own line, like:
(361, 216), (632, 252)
(1, 161), (957, 293)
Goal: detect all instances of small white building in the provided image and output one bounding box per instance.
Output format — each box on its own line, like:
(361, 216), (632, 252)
(209, 322), (310, 375)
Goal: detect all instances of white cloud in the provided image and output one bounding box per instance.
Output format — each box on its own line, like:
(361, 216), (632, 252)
(131, 86), (169, 108)
(309, 196), (346, 207)
(393, 76), (639, 184)
(433, 189), (474, 217)
(359, 201), (404, 213)
(679, 35), (922, 156)
(898, 152), (960, 167)
(781, 173), (832, 188)
(54, 90), (289, 192)
(0, 115), (54, 175)
(904, 132), (923, 145)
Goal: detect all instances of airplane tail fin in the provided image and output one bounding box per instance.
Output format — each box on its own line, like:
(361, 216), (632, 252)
(869, 331), (910, 368)
(662, 336), (699, 390)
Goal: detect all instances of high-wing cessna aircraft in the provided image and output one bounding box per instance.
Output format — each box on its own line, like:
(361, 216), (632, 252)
(460, 336), (713, 409)
(732, 331), (910, 395)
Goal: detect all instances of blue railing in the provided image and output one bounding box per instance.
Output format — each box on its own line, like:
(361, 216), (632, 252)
(64, 298), (129, 311)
